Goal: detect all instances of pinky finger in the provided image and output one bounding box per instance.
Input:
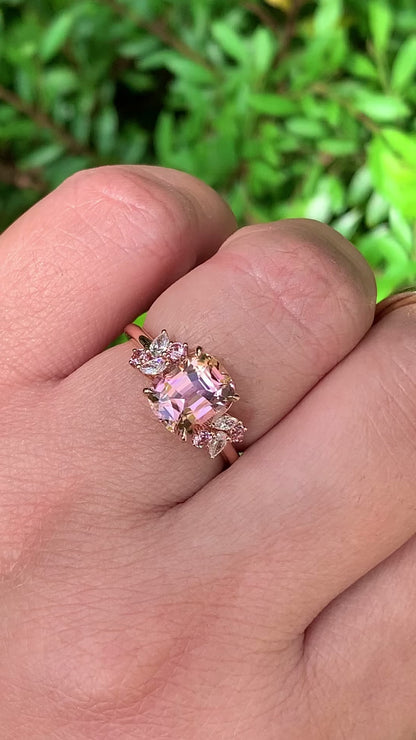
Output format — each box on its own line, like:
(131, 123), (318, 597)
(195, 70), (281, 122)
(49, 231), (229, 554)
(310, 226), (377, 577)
(304, 535), (416, 738)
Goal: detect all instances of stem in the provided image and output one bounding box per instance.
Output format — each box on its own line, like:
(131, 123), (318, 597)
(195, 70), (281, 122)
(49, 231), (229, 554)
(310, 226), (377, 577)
(0, 161), (46, 191)
(275, 0), (307, 66)
(312, 82), (380, 135)
(0, 85), (93, 156)
(242, 2), (281, 35)
(103, 0), (213, 71)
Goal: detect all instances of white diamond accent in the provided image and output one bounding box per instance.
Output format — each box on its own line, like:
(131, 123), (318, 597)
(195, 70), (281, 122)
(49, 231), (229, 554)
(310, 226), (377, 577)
(207, 431), (228, 458)
(150, 330), (170, 357)
(140, 356), (168, 375)
(211, 414), (239, 432)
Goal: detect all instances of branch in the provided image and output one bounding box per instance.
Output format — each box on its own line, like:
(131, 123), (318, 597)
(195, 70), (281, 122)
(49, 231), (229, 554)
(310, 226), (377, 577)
(0, 161), (46, 192)
(242, 2), (281, 35)
(312, 82), (380, 135)
(0, 84), (93, 156)
(103, 0), (213, 70)
(275, 0), (307, 65)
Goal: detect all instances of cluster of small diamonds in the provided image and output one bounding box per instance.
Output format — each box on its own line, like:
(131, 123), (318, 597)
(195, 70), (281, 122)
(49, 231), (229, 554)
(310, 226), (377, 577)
(129, 329), (187, 376)
(192, 414), (247, 458)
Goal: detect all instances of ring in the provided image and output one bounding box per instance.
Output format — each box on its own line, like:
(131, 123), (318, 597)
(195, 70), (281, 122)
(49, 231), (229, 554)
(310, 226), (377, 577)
(375, 289), (416, 322)
(124, 324), (246, 465)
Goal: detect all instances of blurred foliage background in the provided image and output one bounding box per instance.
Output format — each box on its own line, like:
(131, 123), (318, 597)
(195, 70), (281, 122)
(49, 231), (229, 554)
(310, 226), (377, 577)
(0, 0), (415, 298)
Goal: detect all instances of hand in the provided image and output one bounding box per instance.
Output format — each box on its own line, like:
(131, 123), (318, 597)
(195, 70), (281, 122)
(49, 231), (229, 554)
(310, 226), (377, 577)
(1, 166), (415, 739)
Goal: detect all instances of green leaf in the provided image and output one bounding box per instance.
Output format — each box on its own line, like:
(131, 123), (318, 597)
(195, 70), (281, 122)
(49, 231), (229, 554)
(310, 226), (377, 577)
(382, 128), (416, 166)
(314, 0), (342, 34)
(376, 262), (416, 300)
(142, 50), (215, 84)
(318, 139), (357, 156)
(305, 192), (332, 222)
(357, 94), (410, 122)
(368, 130), (416, 219)
(211, 21), (247, 63)
(249, 93), (298, 117)
(332, 209), (362, 239)
(94, 106), (118, 156)
(251, 27), (276, 77)
(40, 11), (76, 62)
(388, 208), (413, 249)
(365, 191), (389, 227)
(18, 142), (65, 169)
(286, 117), (327, 138)
(391, 35), (416, 92)
(368, 1), (393, 56)
(42, 66), (79, 97)
(154, 111), (175, 165)
(347, 53), (378, 80)
(357, 225), (408, 268)
(348, 167), (373, 206)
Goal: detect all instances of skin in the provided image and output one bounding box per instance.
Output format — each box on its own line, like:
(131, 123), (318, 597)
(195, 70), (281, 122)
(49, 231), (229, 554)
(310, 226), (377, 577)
(1, 165), (416, 739)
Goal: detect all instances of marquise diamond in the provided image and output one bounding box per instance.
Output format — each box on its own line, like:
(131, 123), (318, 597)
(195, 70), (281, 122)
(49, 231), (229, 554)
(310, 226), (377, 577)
(149, 330), (170, 357)
(207, 431), (228, 458)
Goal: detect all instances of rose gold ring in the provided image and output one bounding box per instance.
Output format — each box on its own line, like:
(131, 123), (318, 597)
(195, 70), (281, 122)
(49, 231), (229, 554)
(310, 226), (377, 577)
(124, 324), (246, 465)
(375, 289), (416, 322)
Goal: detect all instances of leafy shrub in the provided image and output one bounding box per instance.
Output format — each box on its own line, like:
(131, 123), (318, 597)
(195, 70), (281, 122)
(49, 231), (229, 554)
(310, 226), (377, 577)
(0, 0), (415, 298)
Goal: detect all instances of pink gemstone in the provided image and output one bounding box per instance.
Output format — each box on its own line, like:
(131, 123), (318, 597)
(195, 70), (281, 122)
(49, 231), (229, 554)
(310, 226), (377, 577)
(192, 429), (211, 448)
(168, 342), (187, 362)
(129, 348), (147, 368)
(229, 423), (246, 444)
(147, 354), (235, 429)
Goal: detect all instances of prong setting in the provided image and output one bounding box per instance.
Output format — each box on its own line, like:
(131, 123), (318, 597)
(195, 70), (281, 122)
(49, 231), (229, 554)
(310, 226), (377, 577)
(129, 330), (245, 458)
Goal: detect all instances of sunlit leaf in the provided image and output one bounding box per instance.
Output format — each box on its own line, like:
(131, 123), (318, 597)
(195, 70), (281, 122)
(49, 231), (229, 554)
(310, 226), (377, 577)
(40, 11), (76, 62)
(368, 0), (393, 56)
(348, 167), (373, 207)
(251, 27), (276, 77)
(365, 192), (389, 227)
(249, 93), (298, 116)
(389, 208), (413, 250)
(391, 35), (416, 92)
(212, 21), (247, 63)
(369, 130), (416, 219)
(357, 94), (410, 122)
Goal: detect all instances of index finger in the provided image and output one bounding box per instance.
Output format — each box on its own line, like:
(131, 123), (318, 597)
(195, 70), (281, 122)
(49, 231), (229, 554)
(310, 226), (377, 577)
(0, 165), (236, 386)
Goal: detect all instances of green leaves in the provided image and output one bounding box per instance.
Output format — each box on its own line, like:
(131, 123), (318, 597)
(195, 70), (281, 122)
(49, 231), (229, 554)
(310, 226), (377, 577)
(0, 0), (415, 296)
(357, 93), (410, 122)
(369, 1), (393, 56)
(211, 21), (247, 64)
(39, 10), (77, 62)
(369, 129), (416, 219)
(391, 36), (416, 92)
(248, 93), (298, 117)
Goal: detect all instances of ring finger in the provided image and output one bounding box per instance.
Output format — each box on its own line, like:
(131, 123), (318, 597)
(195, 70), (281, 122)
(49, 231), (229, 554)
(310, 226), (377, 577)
(67, 217), (376, 509)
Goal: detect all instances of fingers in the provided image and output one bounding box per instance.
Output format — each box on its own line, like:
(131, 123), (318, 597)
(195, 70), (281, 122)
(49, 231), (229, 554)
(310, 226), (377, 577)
(304, 536), (416, 737)
(67, 219), (376, 510)
(0, 166), (235, 385)
(142, 218), (375, 444)
(173, 300), (416, 632)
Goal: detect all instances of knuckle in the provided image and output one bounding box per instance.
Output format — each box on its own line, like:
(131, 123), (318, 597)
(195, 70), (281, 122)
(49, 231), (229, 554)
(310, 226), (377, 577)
(61, 165), (199, 248)
(219, 219), (372, 336)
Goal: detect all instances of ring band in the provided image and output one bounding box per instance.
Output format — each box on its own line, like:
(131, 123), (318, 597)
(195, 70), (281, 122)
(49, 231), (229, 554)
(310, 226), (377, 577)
(124, 324), (245, 465)
(375, 289), (416, 322)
